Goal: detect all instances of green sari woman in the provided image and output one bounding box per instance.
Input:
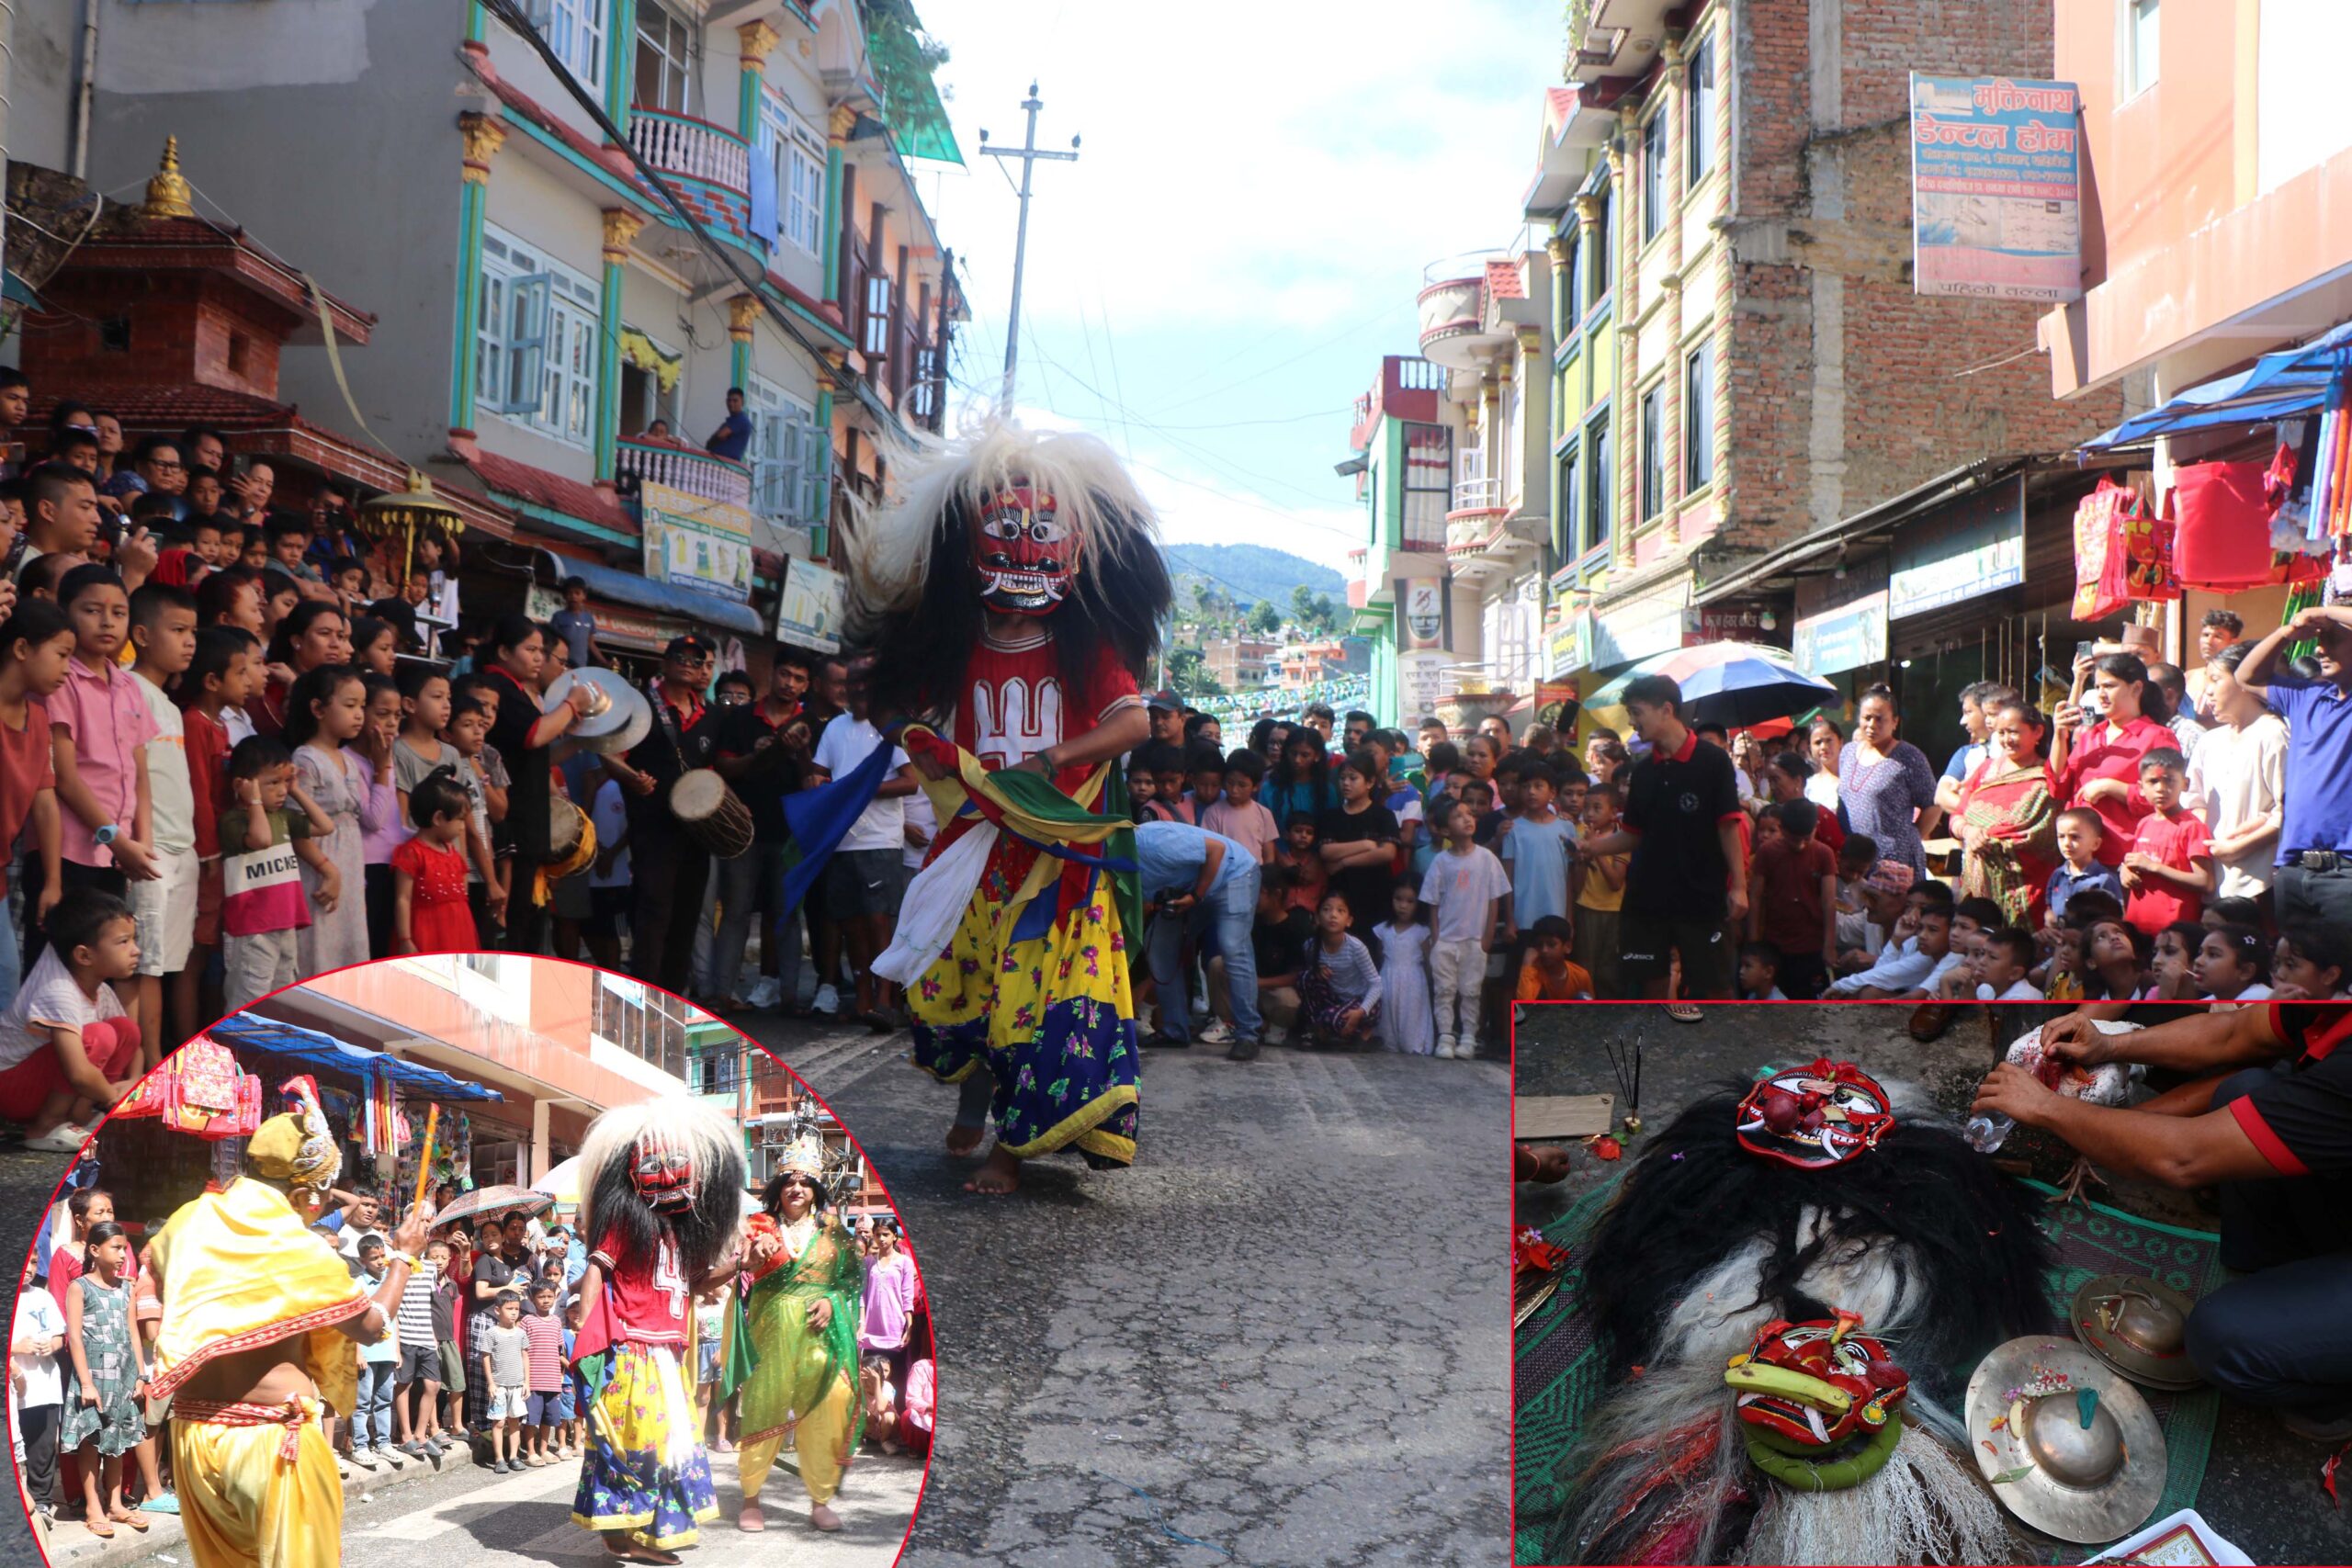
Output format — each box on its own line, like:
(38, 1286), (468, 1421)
(721, 1164), (865, 1532)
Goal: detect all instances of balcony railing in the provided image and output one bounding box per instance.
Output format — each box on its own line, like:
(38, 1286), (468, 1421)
(1454, 475), (1503, 511)
(630, 107), (752, 197)
(617, 436), (752, 512)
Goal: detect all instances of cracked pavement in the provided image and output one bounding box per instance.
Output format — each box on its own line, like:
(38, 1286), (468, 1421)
(748, 1016), (1509, 1567)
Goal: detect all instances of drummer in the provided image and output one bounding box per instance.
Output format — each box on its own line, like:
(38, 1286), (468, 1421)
(1971, 1001), (2352, 1441)
(600, 634), (719, 993)
(480, 614), (603, 955)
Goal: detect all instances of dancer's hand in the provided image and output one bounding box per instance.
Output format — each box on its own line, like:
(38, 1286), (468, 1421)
(392, 1201), (433, 1257)
(1972, 1062), (2060, 1127)
(805, 1297), (832, 1331)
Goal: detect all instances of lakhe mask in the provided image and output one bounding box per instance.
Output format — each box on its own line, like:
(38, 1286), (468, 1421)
(970, 484), (1080, 615)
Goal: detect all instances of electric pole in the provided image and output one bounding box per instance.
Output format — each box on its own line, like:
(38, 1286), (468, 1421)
(978, 84), (1078, 412)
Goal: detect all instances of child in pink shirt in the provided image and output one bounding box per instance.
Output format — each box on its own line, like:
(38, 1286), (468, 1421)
(1199, 751), (1278, 864)
(46, 567), (158, 904)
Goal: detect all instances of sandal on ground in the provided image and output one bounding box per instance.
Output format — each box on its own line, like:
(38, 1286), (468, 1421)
(24, 1125), (89, 1154)
(1908, 1003), (1952, 1043)
(109, 1510), (152, 1532)
(85, 1517), (115, 1540)
(1665, 1004), (1705, 1021)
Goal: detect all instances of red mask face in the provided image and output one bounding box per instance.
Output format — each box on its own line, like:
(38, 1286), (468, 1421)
(971, 485), (1080, 615)
(1735, 1057), (1896, 1169)
(630, 1129), (696, 1213)
(1728, 1314), (1909, 1453)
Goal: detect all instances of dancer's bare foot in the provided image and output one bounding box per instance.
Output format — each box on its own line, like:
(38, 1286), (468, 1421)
(944, 1122), (984, 1156)
(738, 1501), (766, 1531)
(963, 1145), (1022, 1195)
(810, 1503), (842, 1532)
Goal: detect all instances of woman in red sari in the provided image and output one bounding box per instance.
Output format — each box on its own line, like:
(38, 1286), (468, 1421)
(2050, 650), (2175, 866)
(1953, 697), (2059, 925)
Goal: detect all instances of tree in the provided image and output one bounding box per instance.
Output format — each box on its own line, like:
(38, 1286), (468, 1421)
(1289, 584), (1317, 628)
(1312, 592), (1336, 631)
(1247, 600), (1281, 635)
(1169, 645), (1224, 697)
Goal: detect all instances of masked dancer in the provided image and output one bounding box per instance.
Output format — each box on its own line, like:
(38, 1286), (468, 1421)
(143, 1077), (430, 1566)
(568, 1100), (745, 1563)
(853, 422), (1170, 1195)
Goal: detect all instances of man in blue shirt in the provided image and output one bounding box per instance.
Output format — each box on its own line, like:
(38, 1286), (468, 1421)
(2240, 604), (2352, 941)
(1136, 820), (1264, 1060)
(706, 388), (754, 461)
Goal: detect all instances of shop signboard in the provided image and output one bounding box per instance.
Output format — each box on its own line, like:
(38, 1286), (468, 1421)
(1792, 556), (1891, 677)
(640, 481), (758, 604)
(1545, 605), (1591, 679)
(1690, 600), (1790, 649)
(1908, 73), (2082, 303)
(1398, 649), (1448, 724)
(775, 558), (847, 654)
(1401, 579), (1446, 649)
(1592, 600), (1686, 669)
(1887, 474), (2026, 619)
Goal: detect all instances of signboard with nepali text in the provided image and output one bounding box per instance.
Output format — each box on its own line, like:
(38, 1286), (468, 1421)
(1887, 474), (2027, 619)
(1792, 557), (1891, 678)
(1908, 73), (2082, 303)
(775, 558), (847, 655)
(639, 481), (757, 604)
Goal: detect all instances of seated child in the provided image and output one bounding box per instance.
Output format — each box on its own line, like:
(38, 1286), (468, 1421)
(1514, 914), (1593, 1002)
(1296, 892), (1381, 1047)
(2142, 920), (2206, 1000)
(2191, 922), (2271, 1008)
(1736, 941), (1787, 1001)
(2273, 926), (2347, 1000)
(0, 890), (143, 1152)
(1972, 925), (2044, 1001)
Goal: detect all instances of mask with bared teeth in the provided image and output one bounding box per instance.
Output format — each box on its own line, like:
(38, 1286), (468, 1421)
(1734, 1057), (1895, 1169)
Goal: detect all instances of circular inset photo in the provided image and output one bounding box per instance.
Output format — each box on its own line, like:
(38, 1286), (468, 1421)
(9, 955), (931, 1566)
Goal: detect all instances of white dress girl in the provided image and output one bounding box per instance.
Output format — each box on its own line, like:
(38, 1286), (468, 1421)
(1377, 918), (1436, 1055)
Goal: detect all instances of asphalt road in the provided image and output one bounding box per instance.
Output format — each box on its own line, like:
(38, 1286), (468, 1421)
(749, 1016), (1510, 1568)
(1512, 1000), (2352, 1568)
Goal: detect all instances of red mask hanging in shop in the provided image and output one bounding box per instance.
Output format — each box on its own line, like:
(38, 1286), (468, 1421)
(970, 483), (1080, 615)
(1734, 1058), (1897, 1170)
(1727, 1312), (1910, 1456)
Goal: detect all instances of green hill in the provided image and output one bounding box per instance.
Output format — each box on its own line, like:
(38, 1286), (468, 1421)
(1164, 543), (1345, 609)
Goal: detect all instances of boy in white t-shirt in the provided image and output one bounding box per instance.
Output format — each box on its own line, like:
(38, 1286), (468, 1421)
(127, 584), (200, 1066)
(1973, 925), (2044, 1002)
(808, 692), (916, 1031)
(11, 1258), (64, 1516)
(1418, 801), (1510, 1060)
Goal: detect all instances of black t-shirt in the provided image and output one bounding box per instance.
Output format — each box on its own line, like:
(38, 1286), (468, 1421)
(1620, 733), (1742, 922)
(482, 665), (550, 867)
(2237, 1005), (2352, 1180)
(1316, 802), (1400, 934)
(1252, 906), (1314, 981)
(701, 701), (802, 840)
(629, 689), (718, 832)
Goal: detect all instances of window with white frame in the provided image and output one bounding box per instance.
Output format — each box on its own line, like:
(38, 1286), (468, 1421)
(477, 225), (602, 449)
(1638, 382), (1664, 522)
(1686, 30), (1717, 186)
(2123, 0), (2160, 98)
(538, 0), (605, 94)
(747, 377), (829, 525)
(634, 0), (698, 114)
(759, 94), (827, 256)
(1640, 107), (1668, 243)
(1683, 340), (1715, 491)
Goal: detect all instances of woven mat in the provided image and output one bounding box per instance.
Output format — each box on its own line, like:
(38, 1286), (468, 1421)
(1512, 1176), (2228, 1565)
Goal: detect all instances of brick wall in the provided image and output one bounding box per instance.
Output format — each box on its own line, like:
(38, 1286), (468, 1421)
(1719, 0), (2123, 555)
(28, 276), (288, 400)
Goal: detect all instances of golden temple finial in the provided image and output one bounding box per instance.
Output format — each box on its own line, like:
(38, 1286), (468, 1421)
(142, 136), (197, 220)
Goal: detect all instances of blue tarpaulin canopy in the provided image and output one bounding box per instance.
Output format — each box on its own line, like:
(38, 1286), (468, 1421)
(535, 550), (766, 637)
(2082, 320), (2352, 450)
(209, 1014), (503, 1102)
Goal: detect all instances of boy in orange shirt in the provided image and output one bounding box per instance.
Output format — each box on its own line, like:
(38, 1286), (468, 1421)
(1515, 914), (1594, 1001)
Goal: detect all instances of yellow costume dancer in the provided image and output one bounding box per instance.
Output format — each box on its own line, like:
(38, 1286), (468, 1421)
(722, 1136), (863, 1531)
(145, 1081), (376, 1568)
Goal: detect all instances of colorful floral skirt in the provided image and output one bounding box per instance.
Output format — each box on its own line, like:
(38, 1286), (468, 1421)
(571, 1342), (717, 1550)
(910, 834), (1139, 1166)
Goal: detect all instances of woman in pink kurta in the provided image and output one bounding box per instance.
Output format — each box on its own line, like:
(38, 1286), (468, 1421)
(2050, 652), (2175, 868)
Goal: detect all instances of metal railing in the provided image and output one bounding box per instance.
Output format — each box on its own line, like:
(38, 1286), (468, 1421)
(616, 437), (752, 511)
(629, 106), (752, 196)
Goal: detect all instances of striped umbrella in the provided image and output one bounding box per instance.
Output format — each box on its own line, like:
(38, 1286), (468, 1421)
(1581, 641), (1840, 732)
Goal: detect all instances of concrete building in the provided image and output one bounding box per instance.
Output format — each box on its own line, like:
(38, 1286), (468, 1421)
(1202, 633), (1278, 692)
(257, 955), (693, 1186)
(2039, 0), (2352, 665)
(1526, 0), (2120, 715)
(10, 0), (961, 666)
(1339, 354), (1453, 725)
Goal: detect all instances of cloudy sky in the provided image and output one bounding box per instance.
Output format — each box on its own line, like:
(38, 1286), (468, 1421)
(904, 0), (1565, 581)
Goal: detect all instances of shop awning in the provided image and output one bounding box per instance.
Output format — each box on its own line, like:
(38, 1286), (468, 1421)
(534, 550), (767, 637)
(209, 1015), (504, 1101)
(2080, 320), (2352, 450)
